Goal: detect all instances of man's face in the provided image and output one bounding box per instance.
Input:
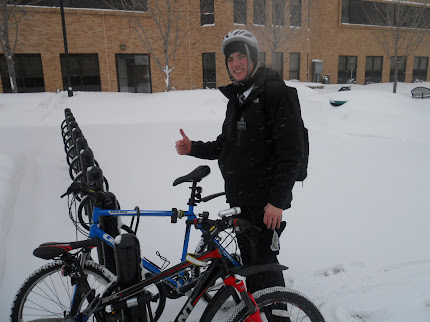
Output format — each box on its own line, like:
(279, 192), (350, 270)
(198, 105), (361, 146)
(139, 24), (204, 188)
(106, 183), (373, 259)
(227, 52), (254, 82)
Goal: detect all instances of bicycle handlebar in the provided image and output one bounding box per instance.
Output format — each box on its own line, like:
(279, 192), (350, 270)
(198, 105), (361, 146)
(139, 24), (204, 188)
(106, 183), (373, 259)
(61, 181), (93, 198)
(185, 208), (250, 232)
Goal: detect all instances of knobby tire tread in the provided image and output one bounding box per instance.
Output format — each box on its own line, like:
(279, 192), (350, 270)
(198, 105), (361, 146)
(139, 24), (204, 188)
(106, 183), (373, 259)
(10, 260), (113, 322)
(226, 286), (325, 322)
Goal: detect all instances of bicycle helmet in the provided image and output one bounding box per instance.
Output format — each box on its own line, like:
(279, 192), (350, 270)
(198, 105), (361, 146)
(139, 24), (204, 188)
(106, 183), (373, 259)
(222, 29), (260, 60)
(221, 29), (261, 84)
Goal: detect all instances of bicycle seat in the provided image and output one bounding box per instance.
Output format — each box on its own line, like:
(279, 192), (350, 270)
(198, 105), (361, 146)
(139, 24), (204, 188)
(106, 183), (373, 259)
(173, 165), (210, 186)
(33, 239), (101, 260)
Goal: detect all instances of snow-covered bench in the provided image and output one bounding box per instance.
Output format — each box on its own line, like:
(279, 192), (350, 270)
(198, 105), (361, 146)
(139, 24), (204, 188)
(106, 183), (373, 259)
(411, 87), (430, 99)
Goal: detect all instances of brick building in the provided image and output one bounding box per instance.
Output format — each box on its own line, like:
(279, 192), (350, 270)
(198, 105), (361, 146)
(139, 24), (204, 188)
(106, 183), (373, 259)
(0, 0), (429, 93)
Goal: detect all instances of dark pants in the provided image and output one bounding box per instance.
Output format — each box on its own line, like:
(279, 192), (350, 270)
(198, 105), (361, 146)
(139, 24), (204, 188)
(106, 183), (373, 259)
(235, 205), (286, 294)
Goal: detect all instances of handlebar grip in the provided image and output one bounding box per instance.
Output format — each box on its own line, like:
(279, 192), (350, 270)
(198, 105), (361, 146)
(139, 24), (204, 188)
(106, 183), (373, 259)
(218, 207), (241, 218)
(185, 218), (199, 226)
(229, 218), (250, 230)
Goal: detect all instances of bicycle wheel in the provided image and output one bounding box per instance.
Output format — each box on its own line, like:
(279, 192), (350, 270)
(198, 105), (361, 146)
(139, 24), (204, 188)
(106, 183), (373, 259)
(10, 260), (114, 322)
(226, 286), (325, 322)
(200, 285), (242, 321)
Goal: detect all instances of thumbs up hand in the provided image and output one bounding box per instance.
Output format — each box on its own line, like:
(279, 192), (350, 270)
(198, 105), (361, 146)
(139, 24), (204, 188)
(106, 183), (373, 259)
(176, 129), (192, 155)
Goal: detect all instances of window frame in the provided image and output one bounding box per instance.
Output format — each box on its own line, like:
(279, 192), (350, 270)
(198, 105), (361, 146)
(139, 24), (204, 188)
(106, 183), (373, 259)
(0, 53), (45, 93)
(202, 52), (217, 89)
(18, 0), (146, 11)
(289, 52), (300, 80)
(413, 56), (428, 82)
(337, 55), (357, 84)
(259, 52), (266, 66)
(254, 0), (266, 26)
(389, 57), (407, 82)
(272, 52), (284, 79)
(201, 0), (215, 26)
(273, 0), (285, 27)
(341, 0), (430, 29)
(290, 0), (301, 27)
(60, 53), (102, 92)
(115, 53), (152, 93)
(234, 0), (247, 25)
(364, 56), (383, 85)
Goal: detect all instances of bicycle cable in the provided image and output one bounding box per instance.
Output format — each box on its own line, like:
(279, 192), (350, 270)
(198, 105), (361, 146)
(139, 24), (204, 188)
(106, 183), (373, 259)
(67, 194), (90, 238)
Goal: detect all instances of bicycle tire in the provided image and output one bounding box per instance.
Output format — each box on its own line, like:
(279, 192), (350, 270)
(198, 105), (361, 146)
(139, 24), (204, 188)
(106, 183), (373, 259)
(226, 286), (325, 322)
(10, 260), (114, 322)
(200, 285), (241, 321)
(11, 260), (167, 322)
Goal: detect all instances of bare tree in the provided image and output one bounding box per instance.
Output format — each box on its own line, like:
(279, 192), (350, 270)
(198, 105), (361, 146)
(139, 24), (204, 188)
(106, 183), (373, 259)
(109, 0), (197, 91)
(362, 0), (430, 93)
(0, 1), (38, 93)
(249, 0), (312, 74)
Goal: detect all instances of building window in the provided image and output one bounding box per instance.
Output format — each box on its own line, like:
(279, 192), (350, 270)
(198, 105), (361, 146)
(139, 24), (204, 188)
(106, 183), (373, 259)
(202, 53), (216, 89)
(254, 0), (266, 26)
(259, 52), (266, 66)
(289, 52), (300, 80)
(201, 0), (215, 26)
(390, 57), (407, 82)
(365, 56), (383, 84)
(116, 54), (152, 93)
(272, 52), (284, 79)
(341, 0), (430, 28)
(341, 0), (350, 23)
(0, 54), (45, 93)
(341, 0), (392, 25)
(19, 0), (145, 11)
(273, 0), (285, 27)
(290, 0), (301, 27)
(341, 0), (368, 24)
(413, 57), (428, 82)
(234, 0), (247, 25)
(60, 53), (101, 91)
(338, 55), (357, 84)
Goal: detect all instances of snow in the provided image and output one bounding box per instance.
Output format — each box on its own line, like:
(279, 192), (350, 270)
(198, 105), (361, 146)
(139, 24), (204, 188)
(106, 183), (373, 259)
(1, 81), (430, 321)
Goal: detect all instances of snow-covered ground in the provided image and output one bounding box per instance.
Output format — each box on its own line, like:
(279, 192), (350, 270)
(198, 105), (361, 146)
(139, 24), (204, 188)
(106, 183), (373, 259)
(0, 81), (430, 321)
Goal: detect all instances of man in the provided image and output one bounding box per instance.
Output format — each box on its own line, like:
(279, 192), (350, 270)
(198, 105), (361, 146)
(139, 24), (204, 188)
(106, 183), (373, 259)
(176, 29), (304, 294)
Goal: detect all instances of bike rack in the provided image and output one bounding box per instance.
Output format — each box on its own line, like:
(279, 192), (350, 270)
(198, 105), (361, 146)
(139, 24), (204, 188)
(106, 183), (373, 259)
(60, 109), (115, 274)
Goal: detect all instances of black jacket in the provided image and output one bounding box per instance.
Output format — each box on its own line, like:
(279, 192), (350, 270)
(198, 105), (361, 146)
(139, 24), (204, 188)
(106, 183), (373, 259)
(190, 67), (304, 209)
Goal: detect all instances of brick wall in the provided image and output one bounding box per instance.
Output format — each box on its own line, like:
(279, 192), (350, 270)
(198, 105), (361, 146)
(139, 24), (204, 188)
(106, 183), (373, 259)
(0, 0), (429, 93)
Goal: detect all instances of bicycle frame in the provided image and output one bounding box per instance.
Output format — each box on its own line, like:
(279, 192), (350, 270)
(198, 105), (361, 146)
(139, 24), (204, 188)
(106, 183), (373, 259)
(82, 242), (260, 322)
(89, 204), (241, 292)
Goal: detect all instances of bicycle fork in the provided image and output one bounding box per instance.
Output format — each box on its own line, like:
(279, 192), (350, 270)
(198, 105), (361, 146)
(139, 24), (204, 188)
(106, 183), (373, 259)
(223, 276), (262, 322)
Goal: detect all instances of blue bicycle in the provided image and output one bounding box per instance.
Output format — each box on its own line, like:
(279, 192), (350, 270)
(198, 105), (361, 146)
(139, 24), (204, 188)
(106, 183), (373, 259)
(10, 165), (243, 321)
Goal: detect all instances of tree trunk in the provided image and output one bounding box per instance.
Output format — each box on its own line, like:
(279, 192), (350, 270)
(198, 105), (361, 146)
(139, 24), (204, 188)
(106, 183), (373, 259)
(1, 1), (18, 93)
(392, 57), (398, 94)
(6, 55), (18, 93)
(164, 65), (171, 91)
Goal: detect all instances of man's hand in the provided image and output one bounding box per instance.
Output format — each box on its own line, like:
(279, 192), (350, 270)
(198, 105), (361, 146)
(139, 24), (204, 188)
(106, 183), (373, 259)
(263, 203), (283, 230)
(175, 129), (192, 155)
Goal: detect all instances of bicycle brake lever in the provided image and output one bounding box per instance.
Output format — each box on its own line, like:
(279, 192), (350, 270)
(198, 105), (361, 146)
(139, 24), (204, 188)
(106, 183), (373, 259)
(61, 181), (83, 198)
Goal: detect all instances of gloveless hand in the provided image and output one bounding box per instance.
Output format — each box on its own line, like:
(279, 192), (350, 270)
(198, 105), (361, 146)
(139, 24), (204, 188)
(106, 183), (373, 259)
(263, 203), (283, 230)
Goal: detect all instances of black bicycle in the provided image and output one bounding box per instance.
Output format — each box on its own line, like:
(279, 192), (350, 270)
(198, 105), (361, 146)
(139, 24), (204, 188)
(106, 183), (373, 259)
(11, 196), (325, 322)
